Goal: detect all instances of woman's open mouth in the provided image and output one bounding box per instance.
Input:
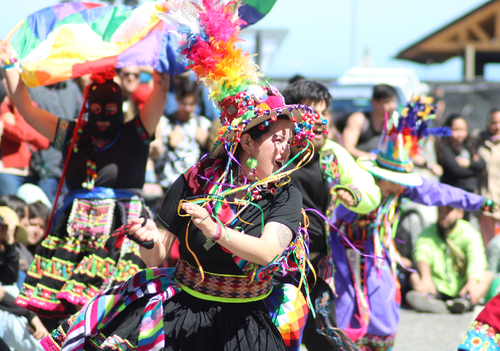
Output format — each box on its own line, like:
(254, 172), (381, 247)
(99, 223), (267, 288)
(275, 160), (283, 169)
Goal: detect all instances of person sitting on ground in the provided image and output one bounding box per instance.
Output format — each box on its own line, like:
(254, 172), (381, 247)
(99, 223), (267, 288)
(407, 205), (493, 314)
(342, 84), (398, 159)
(0, 206), (48, 350)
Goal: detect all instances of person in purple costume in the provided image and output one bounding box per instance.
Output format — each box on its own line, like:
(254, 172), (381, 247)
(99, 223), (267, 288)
(329, 96), (498, 351)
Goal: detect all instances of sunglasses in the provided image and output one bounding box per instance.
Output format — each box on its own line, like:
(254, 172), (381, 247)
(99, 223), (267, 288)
(122, 72), (139, 79)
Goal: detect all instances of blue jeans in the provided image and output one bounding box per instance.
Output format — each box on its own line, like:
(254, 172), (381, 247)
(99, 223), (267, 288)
(38, 177), (63, 204)
(0, 173), (28, 197)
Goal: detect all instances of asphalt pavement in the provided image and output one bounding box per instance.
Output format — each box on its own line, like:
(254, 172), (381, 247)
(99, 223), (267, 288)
(393, 306), (482, 351)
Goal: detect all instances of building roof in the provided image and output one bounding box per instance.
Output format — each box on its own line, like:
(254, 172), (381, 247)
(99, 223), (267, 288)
(395, 0), (500, 64)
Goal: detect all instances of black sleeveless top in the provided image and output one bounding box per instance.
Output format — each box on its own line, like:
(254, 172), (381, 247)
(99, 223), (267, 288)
(54, 114), (153, 190)
(356, 112), (383, 153)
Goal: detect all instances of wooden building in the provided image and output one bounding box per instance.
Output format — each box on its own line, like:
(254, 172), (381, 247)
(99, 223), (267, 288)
(396, 0), (500, 81)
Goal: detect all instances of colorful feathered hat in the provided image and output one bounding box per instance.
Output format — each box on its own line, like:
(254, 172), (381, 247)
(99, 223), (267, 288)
(357, 95), (451, 187)
(161, 0), (323, 157)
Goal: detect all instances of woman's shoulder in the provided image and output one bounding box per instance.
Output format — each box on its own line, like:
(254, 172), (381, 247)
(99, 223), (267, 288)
(275, 182), (302, 205)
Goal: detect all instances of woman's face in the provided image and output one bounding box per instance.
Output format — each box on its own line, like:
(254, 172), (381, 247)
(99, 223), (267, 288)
(26, 216), (46, 246)
(450, 118), (468, 144)
(243, 119), (293, 180)
(490, 112), (500, 136)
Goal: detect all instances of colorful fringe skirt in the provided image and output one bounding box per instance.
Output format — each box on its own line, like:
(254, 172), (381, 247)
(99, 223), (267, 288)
(330, 234), (401, 351)
(41, 260), (309, 351)
(15, 187), (148, 318)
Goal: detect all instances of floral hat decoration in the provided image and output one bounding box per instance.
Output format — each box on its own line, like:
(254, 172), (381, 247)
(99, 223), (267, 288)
(357, 95), (451, 187)
(160, 0), (324, 159)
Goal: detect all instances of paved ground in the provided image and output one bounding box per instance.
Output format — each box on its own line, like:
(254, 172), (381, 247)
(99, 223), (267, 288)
(393, 307), (482, 351)
(300, 307), (481, 351)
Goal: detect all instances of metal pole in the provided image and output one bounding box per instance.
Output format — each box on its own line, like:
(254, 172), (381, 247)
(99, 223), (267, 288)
(350, 0), (357, 66)
(255, 30), (262, 67)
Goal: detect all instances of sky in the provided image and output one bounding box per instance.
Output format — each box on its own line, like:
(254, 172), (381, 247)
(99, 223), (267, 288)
(1, 0), (496, 82)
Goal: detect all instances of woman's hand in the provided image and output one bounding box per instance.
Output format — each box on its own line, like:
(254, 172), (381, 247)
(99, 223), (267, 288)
(128, 218), (161, 249)
(181, 202), (217, 238)
(0, 40), (14, 65)
(455, 157), (471, 168)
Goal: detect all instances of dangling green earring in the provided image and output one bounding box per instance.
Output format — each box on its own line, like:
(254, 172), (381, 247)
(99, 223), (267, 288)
(247, 157), (258, 177)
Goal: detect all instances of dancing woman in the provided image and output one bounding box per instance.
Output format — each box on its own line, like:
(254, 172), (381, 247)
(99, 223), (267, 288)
(42, 1), (320, 350)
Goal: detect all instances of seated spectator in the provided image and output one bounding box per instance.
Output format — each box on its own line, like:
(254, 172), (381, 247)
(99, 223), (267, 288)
(478, 108), (500, 247)
(18, 201), (50, 272)
(0, 194), (29, 228)
(158, 79), (211, 191)
(16, 182), (52, 210)
(406, 205), (493, 314)
(485, 234), (500, 301)
(0, 85), (50, 197)
(0, 206), (27, 285)
(0, 285), (48, 350)
(342, 84), (397, 159)
(436, 113), (485, 220)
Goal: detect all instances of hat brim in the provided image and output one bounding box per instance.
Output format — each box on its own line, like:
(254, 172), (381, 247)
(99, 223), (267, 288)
(15, 225), (29, 244)
(357, 157), (423, 187)
(211, 104), (307, 158)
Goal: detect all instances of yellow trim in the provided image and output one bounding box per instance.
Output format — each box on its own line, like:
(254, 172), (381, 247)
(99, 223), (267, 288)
(178, 281), (272, 303)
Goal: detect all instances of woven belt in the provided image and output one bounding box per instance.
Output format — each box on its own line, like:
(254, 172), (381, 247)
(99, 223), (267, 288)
(175, 259), (272, 300)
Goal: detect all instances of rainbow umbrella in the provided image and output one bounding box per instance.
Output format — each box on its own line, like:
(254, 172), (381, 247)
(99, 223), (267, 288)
(8, 0), (277, 89)
(9, 1), (186, 88)
(239, 0), (277, 26)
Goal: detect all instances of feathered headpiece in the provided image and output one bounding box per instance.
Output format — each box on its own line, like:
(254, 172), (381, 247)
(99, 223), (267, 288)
(358, 95), (451, 187)
(161, 0), (321, 157)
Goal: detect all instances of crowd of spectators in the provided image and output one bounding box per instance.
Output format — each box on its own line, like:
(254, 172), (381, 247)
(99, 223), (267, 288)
(1, 62), (500, 349)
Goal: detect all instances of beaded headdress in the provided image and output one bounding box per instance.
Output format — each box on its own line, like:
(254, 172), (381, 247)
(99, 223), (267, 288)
(160, 1), (315, 317)
(358, 95), (451, 187)
(161, 0), (322, 158)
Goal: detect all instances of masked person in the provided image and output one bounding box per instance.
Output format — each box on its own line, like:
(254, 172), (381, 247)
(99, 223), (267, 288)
(0, 39), (172, 320)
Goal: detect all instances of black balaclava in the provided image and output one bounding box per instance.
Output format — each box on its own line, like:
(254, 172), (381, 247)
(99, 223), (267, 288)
(87, 80), (124, 139)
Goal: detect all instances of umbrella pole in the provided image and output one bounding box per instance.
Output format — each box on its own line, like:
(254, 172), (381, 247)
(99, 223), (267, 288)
(5, 18), (25, 42)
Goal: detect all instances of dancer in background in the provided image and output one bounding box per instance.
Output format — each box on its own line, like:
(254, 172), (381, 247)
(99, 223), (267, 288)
(0, 38), (171, 320)
(331, 96), (498, 351)
(281, 79), (380, 350)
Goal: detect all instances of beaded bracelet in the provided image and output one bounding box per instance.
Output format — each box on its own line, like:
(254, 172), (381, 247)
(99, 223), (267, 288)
(212, 222), (222, 241)
(2, 57), (18, 71)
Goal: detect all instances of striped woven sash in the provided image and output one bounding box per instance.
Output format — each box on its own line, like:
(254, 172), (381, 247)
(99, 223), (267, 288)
(175, 259), (272, 300)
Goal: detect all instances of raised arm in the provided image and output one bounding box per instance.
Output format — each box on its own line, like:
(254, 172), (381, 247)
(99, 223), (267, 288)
(139, 70), (170, 137)
(403, 177), (490, 212)
(0, 40), (59, 142)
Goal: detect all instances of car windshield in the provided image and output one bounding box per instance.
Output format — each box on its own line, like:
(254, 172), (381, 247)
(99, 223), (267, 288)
(330, 85), (374, 113)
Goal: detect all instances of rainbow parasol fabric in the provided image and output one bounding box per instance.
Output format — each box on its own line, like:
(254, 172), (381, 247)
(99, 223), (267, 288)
(8, 0), (276, 89)
(10, 1), (187, 88)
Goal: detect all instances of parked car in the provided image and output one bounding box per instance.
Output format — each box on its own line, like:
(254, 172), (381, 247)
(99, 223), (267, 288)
(330, 67), (428, 132)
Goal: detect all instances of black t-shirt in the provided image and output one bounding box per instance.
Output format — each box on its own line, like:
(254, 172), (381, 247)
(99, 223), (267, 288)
(59, 115), (152, 190)
(288, 155), (330, 254)
(156, 160), (303, 275)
